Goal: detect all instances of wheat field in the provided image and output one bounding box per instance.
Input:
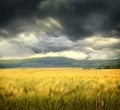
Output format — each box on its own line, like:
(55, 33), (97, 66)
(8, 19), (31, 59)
(0, 68), (120, 110)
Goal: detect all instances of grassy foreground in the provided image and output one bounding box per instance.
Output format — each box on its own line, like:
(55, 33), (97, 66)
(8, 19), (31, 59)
(0, 68), (120, 110)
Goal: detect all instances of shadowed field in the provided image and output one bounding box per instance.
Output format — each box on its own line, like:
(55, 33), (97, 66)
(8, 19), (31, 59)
(0, 68), (120, 110)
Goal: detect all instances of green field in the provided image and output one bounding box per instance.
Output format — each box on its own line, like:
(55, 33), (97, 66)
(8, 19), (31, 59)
(0, 68), (120, 110)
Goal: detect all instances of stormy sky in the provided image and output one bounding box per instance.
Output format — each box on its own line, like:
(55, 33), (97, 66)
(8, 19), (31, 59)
(0, 0), (120, 60)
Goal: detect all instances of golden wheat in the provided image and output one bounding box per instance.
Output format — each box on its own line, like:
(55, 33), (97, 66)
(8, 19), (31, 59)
(0, 68), (120, 110)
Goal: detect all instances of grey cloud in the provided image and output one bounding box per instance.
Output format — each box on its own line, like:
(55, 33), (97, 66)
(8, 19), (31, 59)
(0, 0), (120, 60)
(0, 17), (64, 39)
(0, 39), (35, 59)
(0, 0), (120, 40)
(9, 32), (74, 54)
(0, 31), (120, 59)
(39, 0), (120, 40)
(86, 49), (120, 60)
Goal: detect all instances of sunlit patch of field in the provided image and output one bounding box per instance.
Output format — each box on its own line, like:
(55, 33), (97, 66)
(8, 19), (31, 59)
(0, 68), (120, 110)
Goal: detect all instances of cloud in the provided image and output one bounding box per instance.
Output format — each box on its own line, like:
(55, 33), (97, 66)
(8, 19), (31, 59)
(0, 17), (64, 39)
(0, 32), (120, 60)
(30, 50), (87, 60)
(0, 0), (120, 40)
(39, 0), (120, 40)
(0, 39), (35, 59)
(13, 32), (74, 53)
(84, 36), (120, 50)
(0, 0), (120, 60)
(85, 49), (120, 60)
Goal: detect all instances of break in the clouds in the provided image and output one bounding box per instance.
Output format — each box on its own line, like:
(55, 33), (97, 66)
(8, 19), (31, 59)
(0, 0), (120, 60)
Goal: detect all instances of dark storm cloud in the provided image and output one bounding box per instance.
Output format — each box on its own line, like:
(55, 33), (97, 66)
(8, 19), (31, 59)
(0, 0), (120, 40)
(0, 0), (43, 25)
(0, 0), (120, 60)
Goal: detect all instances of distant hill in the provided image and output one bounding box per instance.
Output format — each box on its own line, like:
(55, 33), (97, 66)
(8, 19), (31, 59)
(0, 57), (120, 68)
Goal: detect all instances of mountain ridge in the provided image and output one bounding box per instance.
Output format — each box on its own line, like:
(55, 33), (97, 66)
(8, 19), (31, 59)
(0, 57), (120, 68)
